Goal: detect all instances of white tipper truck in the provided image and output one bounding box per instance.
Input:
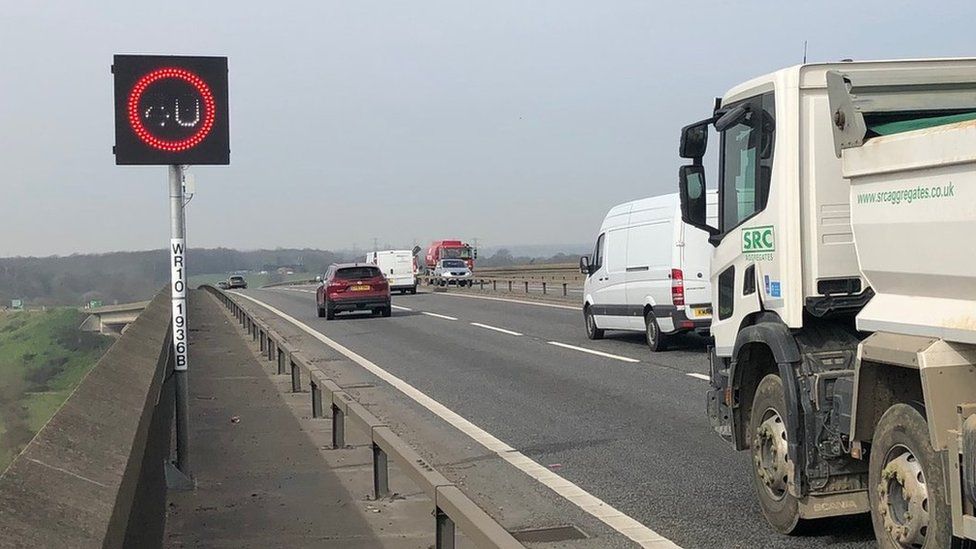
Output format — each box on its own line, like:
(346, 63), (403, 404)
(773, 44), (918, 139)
(676, 58), (976, 547)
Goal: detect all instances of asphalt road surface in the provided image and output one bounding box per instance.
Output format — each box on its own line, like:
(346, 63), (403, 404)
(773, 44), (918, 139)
(237, 286), (875, 549)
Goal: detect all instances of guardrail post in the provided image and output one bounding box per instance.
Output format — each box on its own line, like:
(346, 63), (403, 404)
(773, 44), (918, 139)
(563, 283), (568, 296)
(290, 359), (301, 392)
(372, 443), (389, 499)
(332, 404), (345, 448)
(277, 349), (287, 375)
(311, 381), (322, 418)
(478, 279), (483, 290)
(508, 280), (512, 292)
(436, 507), (456, 549)
(260, 331), (266, 352)
(524, 281), (529, 293)
(492, 280), (497, 291)
(542, 281), (547, 294)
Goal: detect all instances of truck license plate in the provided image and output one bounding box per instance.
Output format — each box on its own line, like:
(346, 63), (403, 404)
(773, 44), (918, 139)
(350, 285), (370, 291)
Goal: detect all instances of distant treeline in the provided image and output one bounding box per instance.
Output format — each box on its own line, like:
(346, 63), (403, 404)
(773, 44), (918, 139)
(0, 248), (345, 307)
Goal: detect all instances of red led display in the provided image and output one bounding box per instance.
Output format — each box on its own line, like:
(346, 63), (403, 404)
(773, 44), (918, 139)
(113, 55), (229, 165)
(126, 68), (216, 152)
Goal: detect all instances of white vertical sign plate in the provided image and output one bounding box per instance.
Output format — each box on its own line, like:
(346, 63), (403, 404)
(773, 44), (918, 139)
(171, 237), (188, 371)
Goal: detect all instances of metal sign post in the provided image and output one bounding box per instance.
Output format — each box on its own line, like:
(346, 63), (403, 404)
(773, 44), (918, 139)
(169, 164), (190, 475)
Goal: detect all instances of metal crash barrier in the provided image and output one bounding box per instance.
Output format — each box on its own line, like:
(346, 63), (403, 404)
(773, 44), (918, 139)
(204, 286), (524, 549)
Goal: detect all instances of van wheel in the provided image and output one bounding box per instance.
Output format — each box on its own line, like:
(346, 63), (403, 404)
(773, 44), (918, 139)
(382, 306), (392, 318)
(410, 286), (417, 295)
(584, 307), (604, 340)
(325, 306), (335, 321)
(869, 403), (952, 549)
(644, 313), (668, 352)
(750, 374), (802, 534)
(317, 306), (325, 318)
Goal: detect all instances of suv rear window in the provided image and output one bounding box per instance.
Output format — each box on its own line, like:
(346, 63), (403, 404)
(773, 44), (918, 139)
(335, 267), (382, 280)
(229, 276), (244, 282)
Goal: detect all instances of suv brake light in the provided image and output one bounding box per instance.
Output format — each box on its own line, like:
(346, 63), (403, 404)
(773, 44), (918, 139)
(671, 269), (685, 306)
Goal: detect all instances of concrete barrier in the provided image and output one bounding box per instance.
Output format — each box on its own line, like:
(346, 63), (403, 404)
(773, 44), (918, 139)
(0, 289), (176, 549)
(207, 286), (525, 549)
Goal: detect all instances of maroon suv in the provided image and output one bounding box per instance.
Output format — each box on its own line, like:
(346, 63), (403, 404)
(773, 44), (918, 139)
(317, 264), (391, 320)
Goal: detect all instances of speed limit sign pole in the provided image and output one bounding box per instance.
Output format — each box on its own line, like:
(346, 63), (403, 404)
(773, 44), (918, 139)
(169, 163), (190, 475)
(113, 54), (229, 483)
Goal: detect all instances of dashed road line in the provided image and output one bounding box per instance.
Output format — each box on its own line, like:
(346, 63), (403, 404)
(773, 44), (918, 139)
(391, 305), (413, 311)
(469, 322), (523, 336)
(547, 341), (641, 363)
(432, 291), (581, 310)
(229, 291), (678, 548)
(422, 311), (458, 321)
(686, 373), (710, 381)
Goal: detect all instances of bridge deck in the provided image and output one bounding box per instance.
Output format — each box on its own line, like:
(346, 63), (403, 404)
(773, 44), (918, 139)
(164, 290), (431, 548)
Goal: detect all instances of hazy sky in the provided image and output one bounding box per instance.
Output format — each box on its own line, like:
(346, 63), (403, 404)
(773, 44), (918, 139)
(3, 1), (976, 256)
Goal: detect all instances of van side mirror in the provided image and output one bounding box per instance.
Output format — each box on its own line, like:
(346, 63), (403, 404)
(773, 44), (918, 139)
(472, 248), (478, 259)
(678, 165), (719, 240)
(680, 120), (710, 159)
(579, 255), (592, 275)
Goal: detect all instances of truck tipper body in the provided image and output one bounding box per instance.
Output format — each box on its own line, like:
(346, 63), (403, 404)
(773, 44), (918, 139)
(676, 58), (976, 546)
(424, 240), (476, 271)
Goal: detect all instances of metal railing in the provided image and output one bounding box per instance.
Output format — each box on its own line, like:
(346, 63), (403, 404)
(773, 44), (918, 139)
(419, 275), (581, 298)
(206, 286), (524, 549)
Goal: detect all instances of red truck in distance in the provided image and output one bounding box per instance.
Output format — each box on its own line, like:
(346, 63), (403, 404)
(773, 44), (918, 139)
(425, 240), (476, 271)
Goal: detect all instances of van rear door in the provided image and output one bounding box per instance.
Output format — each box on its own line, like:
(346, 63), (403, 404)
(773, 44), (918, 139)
(680, 191), (718, 320)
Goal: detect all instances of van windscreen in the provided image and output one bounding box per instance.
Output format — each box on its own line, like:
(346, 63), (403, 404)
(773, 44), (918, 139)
(335, 267), (382, 279)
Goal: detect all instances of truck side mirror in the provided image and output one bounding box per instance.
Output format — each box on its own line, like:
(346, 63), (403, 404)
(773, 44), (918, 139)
(579, 255), (591, 275)
(473, 248), (478, 259)
(714, 105), (748, 132)
(680, 120), (709, 159)
(678, 165), (719, 240)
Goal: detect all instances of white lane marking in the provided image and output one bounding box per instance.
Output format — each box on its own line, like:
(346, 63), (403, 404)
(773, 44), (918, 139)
(469, 322), (523, 336)
(432, 291), (581, 311)
(547, 341), (641, 363)
(229, 291), (678, 548)
(686, 373), (710, 381)
(422, 311), (458, 321)
(391, 305), (413, 311)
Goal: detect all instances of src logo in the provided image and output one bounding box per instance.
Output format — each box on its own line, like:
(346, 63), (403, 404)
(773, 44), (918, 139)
(742, 225), (775, 253)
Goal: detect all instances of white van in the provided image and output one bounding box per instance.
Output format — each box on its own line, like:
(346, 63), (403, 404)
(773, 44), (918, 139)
(580, 192), (716, 351)
(366, 250), (417, 294)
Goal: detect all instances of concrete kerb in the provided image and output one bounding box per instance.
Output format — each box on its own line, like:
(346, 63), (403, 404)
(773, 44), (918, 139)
(204, 285), (526, 549)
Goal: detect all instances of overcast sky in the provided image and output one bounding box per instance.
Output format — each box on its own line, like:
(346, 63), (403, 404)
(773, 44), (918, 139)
(3, 1), (975, 256)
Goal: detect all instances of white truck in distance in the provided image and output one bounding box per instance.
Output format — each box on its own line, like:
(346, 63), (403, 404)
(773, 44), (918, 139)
(365, 250), (417, 295)
(677, 58), (976, 546)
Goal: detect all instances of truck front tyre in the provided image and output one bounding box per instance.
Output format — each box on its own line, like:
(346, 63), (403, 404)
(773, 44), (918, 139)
(869, 403), (953, 549)
(584, 307), (604, 340)
(645, 314), (666, 352)
(325, 306), (335, 321)
(750, 374), (802, 535)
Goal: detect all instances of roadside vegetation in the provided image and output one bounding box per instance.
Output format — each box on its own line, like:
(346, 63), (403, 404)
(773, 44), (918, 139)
(0, 309), (114, 471)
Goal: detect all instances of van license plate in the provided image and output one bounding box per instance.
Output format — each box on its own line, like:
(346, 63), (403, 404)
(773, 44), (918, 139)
(693, 307), (712, 318)
(350, 285), (370, 291)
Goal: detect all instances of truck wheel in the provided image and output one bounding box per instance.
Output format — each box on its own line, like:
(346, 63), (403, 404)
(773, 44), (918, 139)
(325, 306), (335, 321)
(410, 286), (417, 295)
(644, 313), (666, 352)
(584, 306), (604, 340)
(317, 305), (325, 318)
(750, 374), (802, 534)
(869, 403), (952, 549)
(382, 306), (392, 318)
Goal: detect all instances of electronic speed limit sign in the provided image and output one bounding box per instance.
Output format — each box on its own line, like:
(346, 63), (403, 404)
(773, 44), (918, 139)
(112, 55), (230, 165)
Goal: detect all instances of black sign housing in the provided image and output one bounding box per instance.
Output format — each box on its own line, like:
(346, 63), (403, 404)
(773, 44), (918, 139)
(113, 55), (229, 165)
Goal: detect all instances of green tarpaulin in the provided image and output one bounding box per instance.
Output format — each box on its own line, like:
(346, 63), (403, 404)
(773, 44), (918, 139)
(869, 111), (976, 136)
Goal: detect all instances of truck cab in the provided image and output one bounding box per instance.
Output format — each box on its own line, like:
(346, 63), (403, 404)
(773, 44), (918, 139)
(677, 59), (976, 543)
